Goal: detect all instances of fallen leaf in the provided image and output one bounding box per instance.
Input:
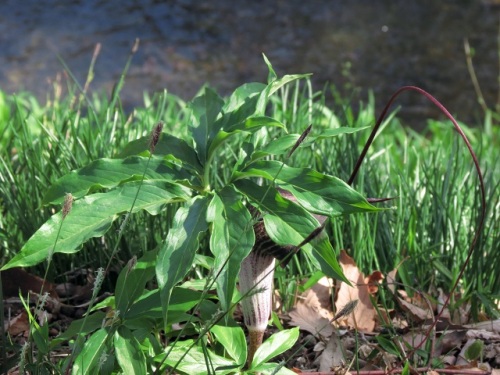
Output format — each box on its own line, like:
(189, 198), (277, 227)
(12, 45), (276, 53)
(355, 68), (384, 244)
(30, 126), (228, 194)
(334, 250), (380, 332)
(319, 335), (345, 372)
(5, 311), (30, 336)
(397, 296), (433, 323)
(288, 277), (334, 338)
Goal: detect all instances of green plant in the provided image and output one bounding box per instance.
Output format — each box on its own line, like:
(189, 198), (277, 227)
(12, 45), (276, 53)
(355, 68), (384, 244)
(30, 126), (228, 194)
(1, 57), (379, 374)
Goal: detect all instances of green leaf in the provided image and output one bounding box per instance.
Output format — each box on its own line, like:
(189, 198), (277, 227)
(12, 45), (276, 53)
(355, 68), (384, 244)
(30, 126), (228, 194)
(465, 339), (484, 361)
(222, 82), (266, 113)
(207, 186), (254, 313)
(210, 324), (247, 366)
(156, 197), (209, 325)
(117, 133), (203, 173)
(115, 250), (157, 316)
(262, 54), (277, 83)
(302, 126), (370, 145)
(154, 341), (236, 375)
(114, 326), (147, 375)
(375, 335), (401, 357)
(250, 134), (300, 161)
(124, 287), (202, 321)
(256, 72), (311, 115)
(50, 312), (106, 348)
(207, 116), (285, 159)
(2, 180), (190, 270)
(43, 156), (196, 205)
(233, 180), (319, 247)
(251, 327), (299, 369)
(188, 87), (224, 165)
(31, 323), (49, 355)
(251, 362), (297, 375)
(235, 160), (380, 216)
(233, 180), (347, 281)
(72, 328), (109, 375)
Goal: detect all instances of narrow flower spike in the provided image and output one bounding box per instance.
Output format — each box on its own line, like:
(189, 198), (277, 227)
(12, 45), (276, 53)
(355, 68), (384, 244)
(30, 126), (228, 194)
(62, 193), (74, 219)
(149, 121), (164, 154)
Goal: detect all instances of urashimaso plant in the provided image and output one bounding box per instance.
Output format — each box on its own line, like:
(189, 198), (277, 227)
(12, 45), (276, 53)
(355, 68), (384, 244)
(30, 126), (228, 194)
(1, 57), (380, 374)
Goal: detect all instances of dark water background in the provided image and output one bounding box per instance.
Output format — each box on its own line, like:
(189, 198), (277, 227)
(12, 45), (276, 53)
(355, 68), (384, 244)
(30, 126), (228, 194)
(1, 0), (499, 126)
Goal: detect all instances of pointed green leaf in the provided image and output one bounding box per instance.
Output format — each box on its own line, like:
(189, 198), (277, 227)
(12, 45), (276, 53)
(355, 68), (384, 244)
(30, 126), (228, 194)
(115, 250), (157, 315)
(251, 327), (299, 369)
(154, 341), (236, 375)
(303, 126), (370, 144)
(43, 156), (196, 205)
(233, 180), (347, 281)
(188, 87), (224, 165)
(250, 134), (300, 161)
(256, 73), (311, 115)
(210, 324), (247, 365)
(208, 116), (285, 158)
(233, 180), (319, 247)
(222, 82), (266, 113)
(2, 181), (190, 270)
(156, 197), (209, 324)
(262, 53), (277, 83)
(117, 133), (202, 173)
(72, 328), (109, 375)
(114, 326), (147, 375)
(208, 186), (254, 313)
(234, 160), (380, 216)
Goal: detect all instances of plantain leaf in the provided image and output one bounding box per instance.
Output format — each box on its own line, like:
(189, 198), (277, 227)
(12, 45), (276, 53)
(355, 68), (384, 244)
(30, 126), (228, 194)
(154, 341), (236, 375)
(256, 73), (311, 115)
(117, 133), (202, 173)
(188, 87), (224, 165)
(43, 156), (196, 205)
(251, 327), (299, 370)
(115, 250), (157, 316)
(72, 328), (109, 375)
(2, 180), (190, 270)
(250, 134), (300, 161)
(114, 326), (147, 375)
(207, 186), (254, 314)
(156, 197), (209, 325)
(210, 324), (247, 366)
(234, 160), (381, 216)
(208, 116), (285, 163)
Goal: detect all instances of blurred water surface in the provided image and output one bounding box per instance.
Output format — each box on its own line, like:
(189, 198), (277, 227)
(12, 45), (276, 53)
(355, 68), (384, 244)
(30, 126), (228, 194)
(0, 0), (498, 125)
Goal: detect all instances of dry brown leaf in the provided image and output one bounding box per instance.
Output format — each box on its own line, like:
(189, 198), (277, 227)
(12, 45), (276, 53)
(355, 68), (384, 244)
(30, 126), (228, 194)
(334, 250), (380, 332)
(288, 277), (334, 338)
(5, 311), (30, 336)
(397, 296), (433, 323)
(319, 335), (345, 372)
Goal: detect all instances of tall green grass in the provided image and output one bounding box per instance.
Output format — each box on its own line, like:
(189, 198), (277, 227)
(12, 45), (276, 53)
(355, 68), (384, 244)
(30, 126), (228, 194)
(269, 82), (499, 318)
